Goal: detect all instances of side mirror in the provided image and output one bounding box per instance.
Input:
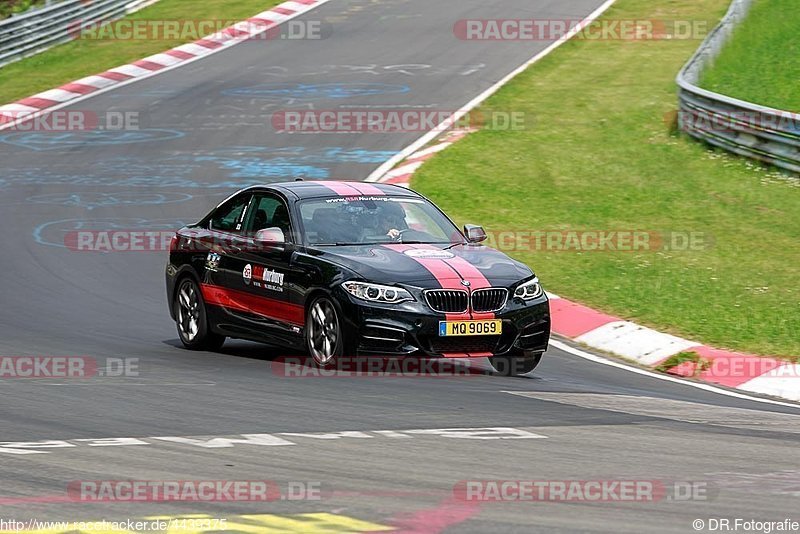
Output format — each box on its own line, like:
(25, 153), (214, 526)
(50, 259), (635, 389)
(464, 224), (487, 243)
(255, 227), (286, 246)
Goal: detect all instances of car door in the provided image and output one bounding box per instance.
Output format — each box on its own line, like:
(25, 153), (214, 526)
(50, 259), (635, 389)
(223, 192), (306, 346)
(200, 192), (255, 333)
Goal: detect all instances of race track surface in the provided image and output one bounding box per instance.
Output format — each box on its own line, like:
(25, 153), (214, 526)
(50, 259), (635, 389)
(1, 0), (798, 532)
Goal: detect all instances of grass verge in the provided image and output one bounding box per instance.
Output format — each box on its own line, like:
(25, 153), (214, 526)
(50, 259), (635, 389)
(413, 0), (800, 359)
(1, 0), (50, 20)
(0, 0), (283, 105)
(700, 0), (800, 111)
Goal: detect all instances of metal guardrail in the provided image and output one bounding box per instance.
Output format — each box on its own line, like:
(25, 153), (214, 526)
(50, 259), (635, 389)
(0, 0), (155, 68)
(676, 0), (800, 174)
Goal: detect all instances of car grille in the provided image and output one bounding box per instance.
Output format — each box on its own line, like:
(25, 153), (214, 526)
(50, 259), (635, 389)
(424, 288), (508, 314)
(471, 288), (508, 313)
(424, 290), (469, 313)
(430, 336), (499, 355)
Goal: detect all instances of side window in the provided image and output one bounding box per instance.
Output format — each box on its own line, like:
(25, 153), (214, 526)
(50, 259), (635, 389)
(210, 194), (251, 233)
(244, 194), (293, 241)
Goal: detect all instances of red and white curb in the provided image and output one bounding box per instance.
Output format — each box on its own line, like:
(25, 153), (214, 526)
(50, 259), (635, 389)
(548, 295), (799, 401)
(0, 0), (329, 127)
(379, 129), (472, 188)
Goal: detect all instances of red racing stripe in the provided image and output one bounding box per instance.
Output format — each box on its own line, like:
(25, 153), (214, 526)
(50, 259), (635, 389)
(407, 245), (496, 320)
(201, 284), (304, 326)
(311, 181), (364, 197)
(382, 244), (467, 321)
(349, 182), (386, 196)
(442, 254), (495, 320)
(383, 245), (501, 357)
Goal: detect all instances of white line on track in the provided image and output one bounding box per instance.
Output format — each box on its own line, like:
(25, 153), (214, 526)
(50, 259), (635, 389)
(549, 340), (800, 410)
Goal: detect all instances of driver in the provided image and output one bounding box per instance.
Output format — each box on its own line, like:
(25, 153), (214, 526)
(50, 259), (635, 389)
(377, 202), (407, 240)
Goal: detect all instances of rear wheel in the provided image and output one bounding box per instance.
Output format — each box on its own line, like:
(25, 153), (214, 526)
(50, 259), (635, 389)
(175, 278), (225, 351)
(306, 296), (346, 368)
(489, 350), (542, 376)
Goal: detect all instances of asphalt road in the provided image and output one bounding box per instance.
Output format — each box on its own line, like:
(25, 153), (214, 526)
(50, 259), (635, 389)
(1, 0), (798, 532)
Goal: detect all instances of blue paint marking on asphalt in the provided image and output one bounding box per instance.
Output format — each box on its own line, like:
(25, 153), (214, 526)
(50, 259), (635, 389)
(2, 147), (399, 189)
(33, 217), (193, 248)
(203, 146), (398, 163)
(222, 83), (411, 101)
(27, 192), (193, 210)
(0, 129), (185, 151)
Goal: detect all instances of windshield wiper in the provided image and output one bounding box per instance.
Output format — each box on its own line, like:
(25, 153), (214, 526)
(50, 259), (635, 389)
(443, 242), (468, 250)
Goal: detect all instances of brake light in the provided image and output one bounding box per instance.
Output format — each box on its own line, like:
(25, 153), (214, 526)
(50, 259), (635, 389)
(169, 234), (180, 252)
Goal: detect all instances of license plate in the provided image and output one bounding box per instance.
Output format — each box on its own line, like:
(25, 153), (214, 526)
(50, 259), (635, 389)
(439, 320), (502, 337)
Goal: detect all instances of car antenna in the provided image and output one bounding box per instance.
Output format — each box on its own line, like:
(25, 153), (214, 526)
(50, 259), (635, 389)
(295, 176), (304, 181)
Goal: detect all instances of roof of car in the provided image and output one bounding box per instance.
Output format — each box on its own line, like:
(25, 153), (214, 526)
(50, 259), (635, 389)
(248, 181), (423, 200)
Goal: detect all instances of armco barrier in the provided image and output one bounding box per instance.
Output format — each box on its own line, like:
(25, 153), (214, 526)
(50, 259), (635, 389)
(0, 0), (156, 68)
(676, 0), (800, 174)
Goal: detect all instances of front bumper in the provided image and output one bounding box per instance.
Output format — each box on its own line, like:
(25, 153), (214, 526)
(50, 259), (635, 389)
(335, 285), (550, 358)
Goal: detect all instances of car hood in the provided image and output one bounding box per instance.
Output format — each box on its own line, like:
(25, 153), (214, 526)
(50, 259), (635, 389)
(310, 243), (533, 287)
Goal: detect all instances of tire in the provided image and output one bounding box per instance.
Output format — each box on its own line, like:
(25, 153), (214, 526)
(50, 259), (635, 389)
(305, 296), (348, 368)
(175, 277), (225, 351)
(489, 351), (542, 376)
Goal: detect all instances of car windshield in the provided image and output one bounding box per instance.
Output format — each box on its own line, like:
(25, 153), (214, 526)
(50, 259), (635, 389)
(299, 196), (464, 246)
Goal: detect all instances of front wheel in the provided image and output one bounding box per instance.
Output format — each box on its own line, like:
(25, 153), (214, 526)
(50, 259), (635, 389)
(489, 351), (542, 376)
(175, 278), (225, 351)
(305, 296), (348, 368)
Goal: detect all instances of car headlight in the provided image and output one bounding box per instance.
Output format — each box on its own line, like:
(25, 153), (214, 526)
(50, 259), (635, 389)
(514, 277), (543, 301)
(342, 281), (414, 304)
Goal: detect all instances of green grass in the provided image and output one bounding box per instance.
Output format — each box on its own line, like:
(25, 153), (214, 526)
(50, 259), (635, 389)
(701, 0), (800, 111)
(0, 0), (282, 105)
(0, 0), (50, 20)
(414, 0), (800, 359)
(654, 351), (707, 374)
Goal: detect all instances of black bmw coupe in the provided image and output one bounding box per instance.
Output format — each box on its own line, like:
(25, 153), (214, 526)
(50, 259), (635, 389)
(166, 181), (550, 375)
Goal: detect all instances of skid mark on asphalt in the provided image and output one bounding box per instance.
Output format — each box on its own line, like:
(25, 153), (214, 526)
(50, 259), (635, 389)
(0, 513), (394, 533)
(505, 392), (800, 434)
